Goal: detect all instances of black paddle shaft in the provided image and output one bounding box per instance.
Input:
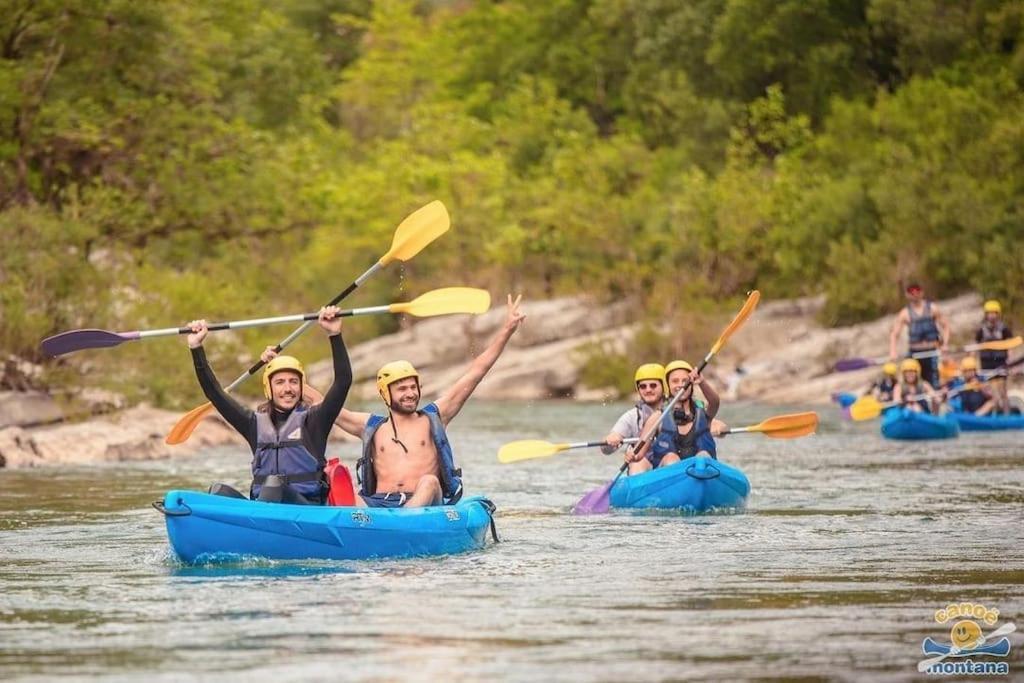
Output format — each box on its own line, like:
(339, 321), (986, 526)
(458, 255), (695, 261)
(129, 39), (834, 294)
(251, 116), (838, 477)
(240, 281), (361, 376)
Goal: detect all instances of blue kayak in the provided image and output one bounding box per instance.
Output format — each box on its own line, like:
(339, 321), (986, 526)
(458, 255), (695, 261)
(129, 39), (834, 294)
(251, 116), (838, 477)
(155, 490), (498, 564)
(609, 456), (750, 512)
(922, 636), (1011, 657)
(833, 392), (858, 408)
(880, 409), (960, 440)
(950, 411), (1024, 432)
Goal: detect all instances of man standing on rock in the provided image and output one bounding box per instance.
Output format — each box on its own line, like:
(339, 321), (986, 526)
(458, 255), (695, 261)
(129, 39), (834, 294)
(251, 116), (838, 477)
(186, 306), (352, 505)
(888, 283), (950, 388)
(265, 294), (526, 508)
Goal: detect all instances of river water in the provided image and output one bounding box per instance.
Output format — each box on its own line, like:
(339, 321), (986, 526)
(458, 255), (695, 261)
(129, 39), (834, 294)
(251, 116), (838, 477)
(1, 400), (1022, 681)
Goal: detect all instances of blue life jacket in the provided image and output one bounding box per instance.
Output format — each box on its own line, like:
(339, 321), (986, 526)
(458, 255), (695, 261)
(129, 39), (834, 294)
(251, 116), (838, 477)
(651, 402), (716, 465)
(357, 402), (463, 504)
(252, 404), (326, 501)
(907, 301), (941, 345)
(947, 377), (987, 414)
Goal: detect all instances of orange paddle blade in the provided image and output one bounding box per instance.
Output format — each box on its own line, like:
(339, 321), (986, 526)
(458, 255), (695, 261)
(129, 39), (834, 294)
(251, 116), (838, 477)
(748, 411), (819, 438)
(710, 290), (760, 356)
(165, 402), (214, 445)
(973, 335), (1022, 352)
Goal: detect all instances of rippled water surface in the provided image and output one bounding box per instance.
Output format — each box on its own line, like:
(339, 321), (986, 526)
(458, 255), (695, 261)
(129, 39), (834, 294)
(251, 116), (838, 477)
(2, 401), (1023, 681)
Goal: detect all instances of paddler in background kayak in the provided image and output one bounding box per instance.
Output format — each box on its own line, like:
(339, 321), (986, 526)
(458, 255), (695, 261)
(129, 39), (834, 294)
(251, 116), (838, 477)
(976, 299), (1013, 414)
(945, 356), (996, 416)
(893, 358), (940, 414)
(865, 362), (898, 401)
(888, 282), (950, 388)
(626, 360), (727, 475)
(326, 294), (526, 508)
(599, 363), (666, 455)
(185, 306), (351, 505)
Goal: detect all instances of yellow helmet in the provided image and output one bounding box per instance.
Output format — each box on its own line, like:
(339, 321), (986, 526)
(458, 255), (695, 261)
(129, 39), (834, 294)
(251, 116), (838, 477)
(664, 360), (694, 382)
(633, 363), (666, 393)
(262, 355), (305, 399)
(882, 362), (898, 377)
(983, 299), (1002, 314)
(376, 360), (420, 404)
(900, 358), (921, 374)
(960, 356), (978, 371)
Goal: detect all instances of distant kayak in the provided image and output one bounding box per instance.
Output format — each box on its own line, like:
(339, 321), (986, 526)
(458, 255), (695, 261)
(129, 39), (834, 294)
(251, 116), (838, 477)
(155, 490), (498, 563)
(880, 409), (959, 440)
(832, 392), (858, 408)
(609, 456), (750, 512)
(950, 411), (1024, 432)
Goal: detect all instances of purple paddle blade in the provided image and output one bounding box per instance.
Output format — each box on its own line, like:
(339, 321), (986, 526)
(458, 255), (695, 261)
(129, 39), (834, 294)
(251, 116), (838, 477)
(572, 481), (614, 515)
(833, 358), (872, 372)
(40, 329), (137, 357)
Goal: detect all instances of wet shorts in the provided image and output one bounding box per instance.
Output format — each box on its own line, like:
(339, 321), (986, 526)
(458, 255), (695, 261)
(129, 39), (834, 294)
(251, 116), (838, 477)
(361, 492), (410, 508)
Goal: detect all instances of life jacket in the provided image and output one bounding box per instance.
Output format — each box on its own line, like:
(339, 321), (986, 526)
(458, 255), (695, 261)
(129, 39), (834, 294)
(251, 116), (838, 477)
(632, 401), (658, 436)
(978, 321), (1009, 366)
(900, 381), (931, 414)
(948, 378), (987, 414)
(357, 402), (463, 504)
(907, 301), (941, 346)
(877, 377), (896, 402)
(651, 401), (717, 462)
(252, 404), (326, 501)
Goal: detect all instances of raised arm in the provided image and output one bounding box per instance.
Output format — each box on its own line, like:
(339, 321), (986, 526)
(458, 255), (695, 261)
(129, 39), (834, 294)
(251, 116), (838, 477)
(434, 294), (526, 425)
(692, 370), (720, 419)
(187, 320), (256, 448)
(889, 309), (908, 359)
(335, 408), (372, 438)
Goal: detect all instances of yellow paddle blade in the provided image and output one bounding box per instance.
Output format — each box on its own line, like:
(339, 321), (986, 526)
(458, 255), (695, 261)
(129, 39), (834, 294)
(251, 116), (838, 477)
(849, 396), (884, 422)
(389, 287), (491, 317)
(710, 290), (760, 356)
(165, 402), (214, 445)
(975, 335), (1022, 352)
(497, 440), (569, 464)
(748, 411), (819, 437)
(379, 200), (450, 265)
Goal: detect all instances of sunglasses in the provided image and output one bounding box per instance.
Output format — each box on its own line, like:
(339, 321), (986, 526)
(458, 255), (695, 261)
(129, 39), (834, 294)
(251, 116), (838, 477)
(637, 382), (662, 391)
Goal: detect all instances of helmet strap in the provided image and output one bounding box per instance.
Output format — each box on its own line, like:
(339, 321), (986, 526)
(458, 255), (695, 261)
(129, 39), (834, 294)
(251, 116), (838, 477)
(387, 410), (409, 454)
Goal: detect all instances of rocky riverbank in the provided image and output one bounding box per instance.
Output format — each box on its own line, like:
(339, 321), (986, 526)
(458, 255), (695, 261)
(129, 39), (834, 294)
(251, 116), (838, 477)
(2, 293), (1019, 468)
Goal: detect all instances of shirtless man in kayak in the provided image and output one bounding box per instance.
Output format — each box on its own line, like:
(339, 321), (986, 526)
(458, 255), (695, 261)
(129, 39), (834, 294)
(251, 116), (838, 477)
(265, 295), (526, 508)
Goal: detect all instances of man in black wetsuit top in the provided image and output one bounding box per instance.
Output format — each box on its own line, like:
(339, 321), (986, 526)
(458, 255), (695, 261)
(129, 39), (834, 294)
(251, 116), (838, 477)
(185, 306), (352, 505)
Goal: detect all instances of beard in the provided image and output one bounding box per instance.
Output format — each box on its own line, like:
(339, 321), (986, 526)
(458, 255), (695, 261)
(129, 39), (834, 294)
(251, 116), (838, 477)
(390, 396), (419, 415)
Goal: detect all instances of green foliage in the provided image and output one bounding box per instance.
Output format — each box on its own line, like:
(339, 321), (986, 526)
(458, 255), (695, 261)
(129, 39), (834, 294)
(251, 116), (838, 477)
(2, 0), (1024, 404)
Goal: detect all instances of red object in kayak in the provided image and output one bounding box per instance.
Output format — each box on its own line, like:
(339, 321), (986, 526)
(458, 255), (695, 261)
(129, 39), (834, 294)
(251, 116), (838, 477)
(324, 458), (356, 506)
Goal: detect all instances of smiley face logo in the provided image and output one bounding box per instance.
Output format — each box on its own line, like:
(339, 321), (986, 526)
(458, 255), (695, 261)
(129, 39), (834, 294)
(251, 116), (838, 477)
(950, 620), (982, 650)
